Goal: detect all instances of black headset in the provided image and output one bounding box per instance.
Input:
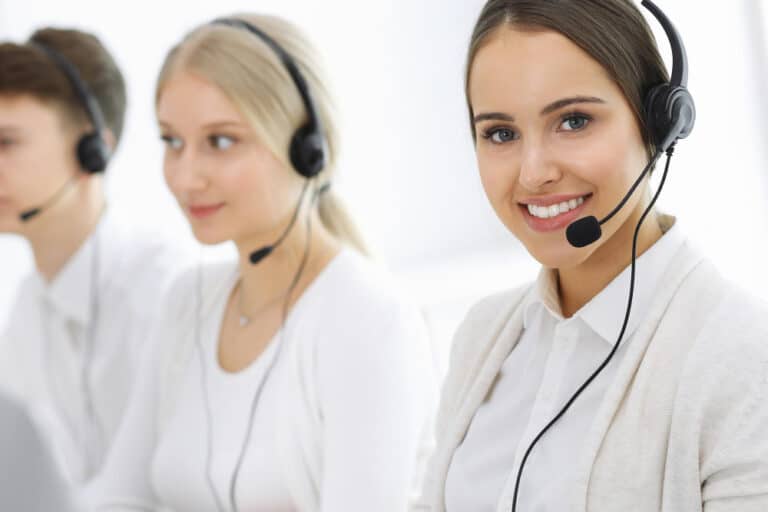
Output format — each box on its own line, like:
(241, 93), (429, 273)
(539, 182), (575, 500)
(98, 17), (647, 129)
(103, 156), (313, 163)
(31, 42), (111, 174)
(212, 18), (327, 179)
(641, 0), (696, 154)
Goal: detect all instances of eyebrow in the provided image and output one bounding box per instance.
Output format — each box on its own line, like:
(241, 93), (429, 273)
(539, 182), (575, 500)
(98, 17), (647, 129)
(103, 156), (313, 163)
(540, 96), (606, 116)
(157, 120), (243, 131)
(201, 120), (243, 130)
(472, 96), (607, 124)
(473, 112), (515, 124)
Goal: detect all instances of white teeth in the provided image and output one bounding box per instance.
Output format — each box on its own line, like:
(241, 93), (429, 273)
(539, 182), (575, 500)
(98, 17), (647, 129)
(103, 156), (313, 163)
(526, 196), (587, 220)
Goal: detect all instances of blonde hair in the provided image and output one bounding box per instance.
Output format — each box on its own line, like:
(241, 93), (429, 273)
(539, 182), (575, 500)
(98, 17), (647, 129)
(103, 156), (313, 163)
(156, 14), (367, 254)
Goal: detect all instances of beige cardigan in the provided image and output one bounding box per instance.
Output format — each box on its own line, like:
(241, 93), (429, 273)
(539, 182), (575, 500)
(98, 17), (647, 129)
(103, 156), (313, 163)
(413, 240), (768, 511)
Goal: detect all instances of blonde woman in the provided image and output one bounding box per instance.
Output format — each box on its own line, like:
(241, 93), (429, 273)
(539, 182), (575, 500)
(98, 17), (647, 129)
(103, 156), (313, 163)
(84, 14), (435, 512)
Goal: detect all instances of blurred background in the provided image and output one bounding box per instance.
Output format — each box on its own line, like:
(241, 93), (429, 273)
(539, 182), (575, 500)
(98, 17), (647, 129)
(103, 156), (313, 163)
(1, 0), (766, 372)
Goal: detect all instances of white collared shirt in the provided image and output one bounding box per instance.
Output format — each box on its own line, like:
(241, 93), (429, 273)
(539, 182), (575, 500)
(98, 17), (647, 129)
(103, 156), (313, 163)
(445, 218), (685, 512)
(0, 207), (186, 485)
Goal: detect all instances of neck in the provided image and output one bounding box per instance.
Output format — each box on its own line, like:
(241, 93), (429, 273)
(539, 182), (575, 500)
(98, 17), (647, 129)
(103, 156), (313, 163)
(24, 177), (105, 282)
(557, 202), (663, 318)
(235, 206), (341, 313)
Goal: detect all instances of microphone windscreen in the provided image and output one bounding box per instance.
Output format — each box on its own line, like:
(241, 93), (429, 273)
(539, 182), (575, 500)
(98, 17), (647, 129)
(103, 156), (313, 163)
(19, 208), (41, 222)
(566, 216), (602, 248)
(249, 246), (273, 265)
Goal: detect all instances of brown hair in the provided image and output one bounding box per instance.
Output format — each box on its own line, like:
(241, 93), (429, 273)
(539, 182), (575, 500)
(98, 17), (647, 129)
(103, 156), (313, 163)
(0, 28), (127, 148)
(156, 14), (368, 254)
(466, 0), (669, 157)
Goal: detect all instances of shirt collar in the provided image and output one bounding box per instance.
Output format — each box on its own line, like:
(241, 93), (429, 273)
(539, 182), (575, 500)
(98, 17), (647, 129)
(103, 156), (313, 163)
(523, 214), (685, 346)
(34, 211), (110, 326)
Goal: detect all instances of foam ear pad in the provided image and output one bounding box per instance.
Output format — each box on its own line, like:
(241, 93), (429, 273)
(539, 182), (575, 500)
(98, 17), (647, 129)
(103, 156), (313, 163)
(644, 84), (696, 153)
(76, 133), (110, 174)
(665, 86), (696, 140)
(290, 124), (325, 178)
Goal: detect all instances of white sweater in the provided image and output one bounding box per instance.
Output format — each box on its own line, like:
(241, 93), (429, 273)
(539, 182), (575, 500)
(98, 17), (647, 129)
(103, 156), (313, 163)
(85, 248), (436, 511)
(413, 239), (768, 511)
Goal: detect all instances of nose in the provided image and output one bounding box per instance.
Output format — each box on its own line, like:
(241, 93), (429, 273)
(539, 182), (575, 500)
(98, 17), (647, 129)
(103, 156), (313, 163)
(165, 149), (208, 195)
(517, 139), (562, 192)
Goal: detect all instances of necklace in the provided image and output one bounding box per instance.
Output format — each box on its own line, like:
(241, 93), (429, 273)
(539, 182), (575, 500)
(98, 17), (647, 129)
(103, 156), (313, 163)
(236, 279), (287, 327)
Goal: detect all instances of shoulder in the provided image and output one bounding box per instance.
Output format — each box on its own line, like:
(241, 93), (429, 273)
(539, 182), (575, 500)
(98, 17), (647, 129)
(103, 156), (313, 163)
(664, 265), (768, 426)
(456, 284), (531, 338)
(685, 281), (768, 382)
(312, 249), (425, 332)
(448, 283), (532, 363)
(300, 250), (432, 369)
(667, 260), (768, 361)
(673, 282), (768, 477)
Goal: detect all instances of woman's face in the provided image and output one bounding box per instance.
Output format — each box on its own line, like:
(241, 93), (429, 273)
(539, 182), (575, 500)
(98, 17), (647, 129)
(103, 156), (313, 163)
(157, 70), (302, 246)
(469, 27), (650, 269)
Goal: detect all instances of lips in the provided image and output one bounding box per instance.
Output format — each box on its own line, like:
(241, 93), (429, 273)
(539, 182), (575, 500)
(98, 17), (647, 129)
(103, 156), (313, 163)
(188, 203), (224, 219)
(518, 194), (592, 233)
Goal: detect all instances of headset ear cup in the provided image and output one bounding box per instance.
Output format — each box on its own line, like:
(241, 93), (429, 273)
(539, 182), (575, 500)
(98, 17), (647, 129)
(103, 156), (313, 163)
(644, 83), (668, 151)
(644, 83), (696, 153)
(76, 133), (109, 174)
(666, 86), (696, 140)
(290, 124), (325, 178)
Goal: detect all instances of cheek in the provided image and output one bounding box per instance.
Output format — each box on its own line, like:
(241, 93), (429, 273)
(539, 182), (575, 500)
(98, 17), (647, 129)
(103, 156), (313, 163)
(13, 145), (71, 195)
(577, 144), (644, 208)
(220, 159), (268, 203)
(162, 158), (176, 195)
(477, 148), (521, 222)
(220, 152), (296, 221)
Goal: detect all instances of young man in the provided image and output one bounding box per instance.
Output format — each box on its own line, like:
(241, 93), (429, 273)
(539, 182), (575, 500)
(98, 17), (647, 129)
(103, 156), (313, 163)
(0, 28), (183, 485)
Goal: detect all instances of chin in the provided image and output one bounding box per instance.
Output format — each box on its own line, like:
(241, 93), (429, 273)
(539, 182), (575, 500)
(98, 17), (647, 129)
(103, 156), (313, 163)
(189, 225), (231, 246)
(521, 237), (594, 270)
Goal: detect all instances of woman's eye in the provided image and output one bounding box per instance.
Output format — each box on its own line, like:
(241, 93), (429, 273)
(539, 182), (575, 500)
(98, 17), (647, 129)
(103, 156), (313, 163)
(208, 135), (235, 150)
(559, 114), (591, 132)
(160, 135), (183, 150)
(483, 127), (518, 144)
(0, 138), (16, 148)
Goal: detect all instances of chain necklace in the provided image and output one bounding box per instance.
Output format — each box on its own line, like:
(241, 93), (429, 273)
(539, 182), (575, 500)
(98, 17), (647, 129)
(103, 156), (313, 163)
(235, 279), (288, 327)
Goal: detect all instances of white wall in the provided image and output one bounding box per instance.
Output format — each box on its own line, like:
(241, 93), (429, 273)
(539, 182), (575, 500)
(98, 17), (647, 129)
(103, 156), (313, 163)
(1, 1), (767, 358)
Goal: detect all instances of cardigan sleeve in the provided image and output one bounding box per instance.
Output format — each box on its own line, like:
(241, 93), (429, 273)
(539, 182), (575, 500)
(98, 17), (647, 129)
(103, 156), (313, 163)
(693, 292), (768, 511)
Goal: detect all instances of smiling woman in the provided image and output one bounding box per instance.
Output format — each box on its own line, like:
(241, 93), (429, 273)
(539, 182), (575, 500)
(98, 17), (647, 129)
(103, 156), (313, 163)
(413, 1), (768, 512)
